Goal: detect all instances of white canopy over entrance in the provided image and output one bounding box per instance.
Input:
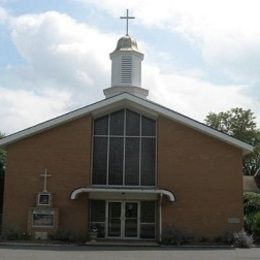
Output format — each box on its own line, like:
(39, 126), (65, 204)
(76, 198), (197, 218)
(70, 187), (175, 202)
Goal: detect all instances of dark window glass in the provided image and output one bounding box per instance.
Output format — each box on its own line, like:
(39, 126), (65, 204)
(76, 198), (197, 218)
(126, 110), (140, 136)
(125, 202), (137, 218)
(125, 138), (139, 185)
(110, 110), (124, 136)
(92, 137), (107, 184)
(125, 219), (138, 237)
(92, 109), (156, 187)
(141, 138), (155, 186)
(142, 116), (156, 136)
(108, 219), (121, 236)
(141, 201), (155, 222)
(109, 202), (121, 218)
(91, 200), (105, 222)
(108, 202), (121, 237)
(109, 137), (123, 185)
(94, 116), (108, 135)
(140, 224), (155, 239)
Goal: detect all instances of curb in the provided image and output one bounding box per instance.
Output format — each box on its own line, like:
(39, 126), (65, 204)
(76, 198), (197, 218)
(0, 241), (235, 249)
(0, 241), (80, 247)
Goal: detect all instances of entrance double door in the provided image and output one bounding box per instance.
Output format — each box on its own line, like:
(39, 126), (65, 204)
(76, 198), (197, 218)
(107, 201), (139, 238)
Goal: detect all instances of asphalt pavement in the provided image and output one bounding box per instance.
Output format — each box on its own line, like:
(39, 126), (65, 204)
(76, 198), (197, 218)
(0, 246), (260, 260)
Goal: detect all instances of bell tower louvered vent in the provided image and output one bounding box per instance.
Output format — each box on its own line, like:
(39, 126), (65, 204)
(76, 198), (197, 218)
(121, 56), (132, 84)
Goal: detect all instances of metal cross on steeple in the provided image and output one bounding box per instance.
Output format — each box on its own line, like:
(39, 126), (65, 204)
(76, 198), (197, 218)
(120, 9), (135, 36)
(40, 168), (51, 192)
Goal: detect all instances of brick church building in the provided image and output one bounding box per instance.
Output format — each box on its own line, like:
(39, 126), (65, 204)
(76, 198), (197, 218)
(0, 21), (253, 242)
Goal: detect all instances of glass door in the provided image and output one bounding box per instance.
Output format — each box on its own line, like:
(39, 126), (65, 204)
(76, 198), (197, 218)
(94, 200), (156, 239)
(108, 202), (121, 237)
(124, 202), (138, 238)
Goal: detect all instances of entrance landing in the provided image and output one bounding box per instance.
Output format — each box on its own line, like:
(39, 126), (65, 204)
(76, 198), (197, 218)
(85, 240), (159, 247)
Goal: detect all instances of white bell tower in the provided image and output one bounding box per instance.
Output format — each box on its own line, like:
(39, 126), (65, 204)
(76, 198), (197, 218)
(103, 10), (149, 99)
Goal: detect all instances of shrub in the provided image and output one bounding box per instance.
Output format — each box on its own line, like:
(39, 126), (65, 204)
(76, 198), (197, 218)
(1, 226), (29, 240)
(233, 230), (254, 248)
(50, 230), (76, 242)
(252, 212), (260, 242)
(161, 226), (194, 245)
(244, 213), (255, 234)
(199, 236), (209, 243)
(213, 232), (234, 245)
(50, 230), (88, 243)
(243, 192), (260, 216)
(243, 192), (260, 238)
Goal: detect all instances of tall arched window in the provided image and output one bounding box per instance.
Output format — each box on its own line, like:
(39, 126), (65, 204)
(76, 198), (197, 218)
(92, 109), (156, 186)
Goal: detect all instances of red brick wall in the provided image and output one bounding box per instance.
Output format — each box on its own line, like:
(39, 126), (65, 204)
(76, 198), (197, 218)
(3, 116), (92, 235)
(2, 112), (244, 238)
(157, 116), (244, 237)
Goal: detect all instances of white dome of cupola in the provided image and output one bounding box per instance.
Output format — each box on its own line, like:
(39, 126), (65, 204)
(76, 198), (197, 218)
(103, 10), (149, 99)
(115, 35), (139, 51)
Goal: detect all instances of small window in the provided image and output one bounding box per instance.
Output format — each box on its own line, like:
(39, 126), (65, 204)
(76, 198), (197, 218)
(37, 192), (52, 207)
(126, 109), (140, 136)
(140, 201), (156, 239)
(91, 200), (106, 222)
(94, 116), (108, 135)
(141, 201), (155, 223)
(109, 137), (124, 185)
(125, 137), (139, 185)
(110, 110), (124, 136)
(141, 138), (155, 186)
(142, 116), (156, 136)
(92, 137), (107, 185)
(90, 200), (105, 238)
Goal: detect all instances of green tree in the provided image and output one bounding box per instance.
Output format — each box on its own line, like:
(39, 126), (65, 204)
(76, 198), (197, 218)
(205, 108), (260, 175)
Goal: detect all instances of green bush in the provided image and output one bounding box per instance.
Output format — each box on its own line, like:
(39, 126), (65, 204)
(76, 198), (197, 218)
(243, 192), (260, 216)
(1, 226), (29, 240)
(243, 192), (260, 237)
(252, 212), (260, 242)
(244, 213), (256, 234)
(50, 230), (76, 242)
(213, 232), (234, 245)
(161, 226), (194, 245)
(50, 230), (88, 243)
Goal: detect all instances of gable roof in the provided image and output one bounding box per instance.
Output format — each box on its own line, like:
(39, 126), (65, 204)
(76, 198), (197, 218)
(0, 92), (254, 154)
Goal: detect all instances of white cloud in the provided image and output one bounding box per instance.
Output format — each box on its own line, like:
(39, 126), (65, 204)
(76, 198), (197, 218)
(10, 11), (116, 95)
(0, 11), (118, 133)
(0, 87), (71, 134)
(0, 6), (8, 24)
(0, 8), (260, 134)
(80, 0), (260, 82)
(144, 64), (260, 123)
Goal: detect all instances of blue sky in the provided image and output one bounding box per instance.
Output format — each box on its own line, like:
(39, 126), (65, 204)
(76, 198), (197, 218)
(0, 0), (260, 134)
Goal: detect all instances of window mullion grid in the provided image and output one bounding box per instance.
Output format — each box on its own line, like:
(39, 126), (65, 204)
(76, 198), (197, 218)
(93, 110), (156, 187)
(139, 115), (142, 186)
(106, 115), (110, 186)
(123, 109), (126, 186)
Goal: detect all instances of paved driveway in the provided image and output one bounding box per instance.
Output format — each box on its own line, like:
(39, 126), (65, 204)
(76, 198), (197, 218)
(0, 246), (260, 260)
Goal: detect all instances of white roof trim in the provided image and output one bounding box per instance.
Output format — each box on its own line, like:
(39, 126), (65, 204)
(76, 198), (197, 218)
(70, 187), (176, 202)
(0, 93), (254, 154)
